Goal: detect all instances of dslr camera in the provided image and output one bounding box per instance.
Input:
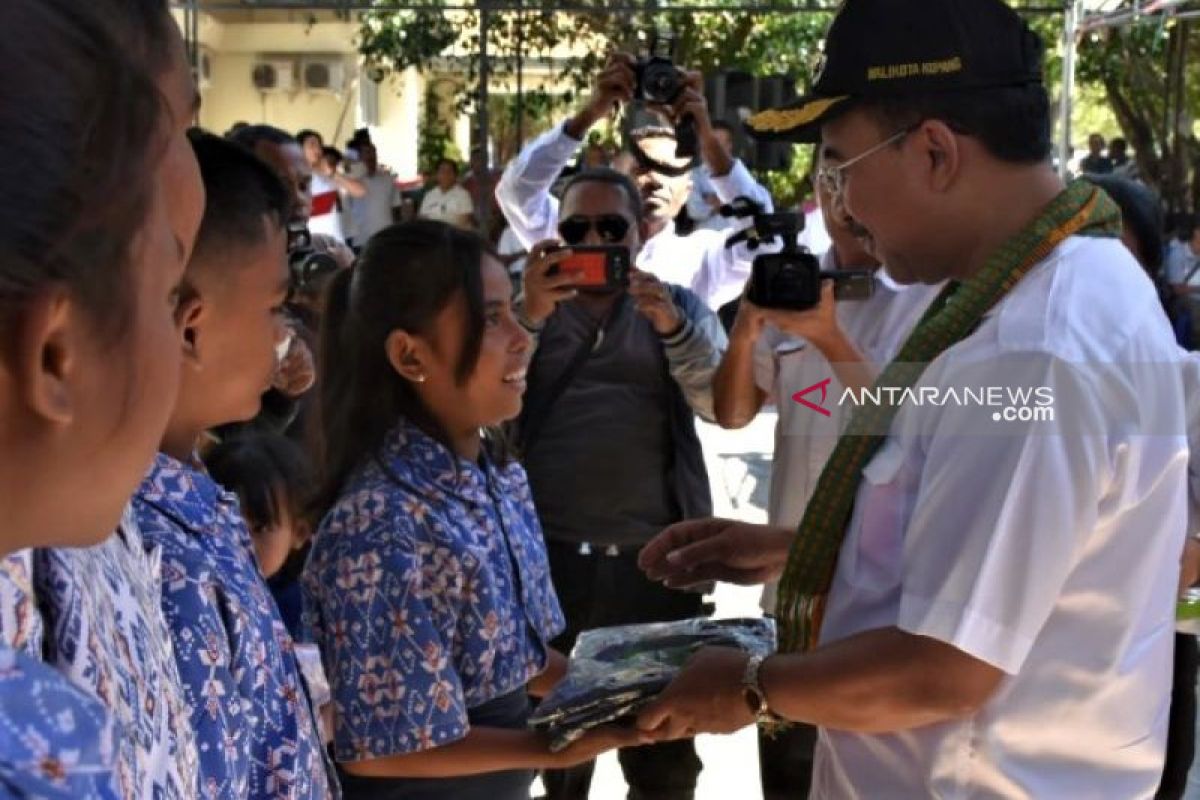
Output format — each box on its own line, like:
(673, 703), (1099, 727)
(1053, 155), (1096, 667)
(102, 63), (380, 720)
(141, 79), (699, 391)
(633, 30), (697, 160)
(286, 223), (341, 296)
(723, 198), (874, 311)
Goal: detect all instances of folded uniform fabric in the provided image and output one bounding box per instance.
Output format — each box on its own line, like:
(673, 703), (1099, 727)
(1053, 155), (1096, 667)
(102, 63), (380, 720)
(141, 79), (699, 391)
(529, 617), (777, 750)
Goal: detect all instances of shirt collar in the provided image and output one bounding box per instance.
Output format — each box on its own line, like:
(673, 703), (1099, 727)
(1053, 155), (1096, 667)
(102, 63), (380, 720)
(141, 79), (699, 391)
(377, 420), (509, 505)
(138, 451), (230, 533)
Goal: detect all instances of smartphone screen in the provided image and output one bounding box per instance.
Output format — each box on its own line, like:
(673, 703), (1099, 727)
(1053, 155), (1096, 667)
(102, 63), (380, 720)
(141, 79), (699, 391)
(559, 250), (611, 287)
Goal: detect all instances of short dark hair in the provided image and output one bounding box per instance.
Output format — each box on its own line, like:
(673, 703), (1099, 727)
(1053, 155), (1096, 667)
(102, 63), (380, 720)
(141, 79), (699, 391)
(188, 129), (290, 264)
(859, 83), (1053, 165)
(205, 431), (315, 531)
(314, 220), (498, 515)
(0, 0), (170, 341)
(561, 167), (644, 222)
(227, 124), (296, 151)
(1084, 175), (1163, 274)
(436, 157), (459, 175)
(712, 120), (737, 136)
(295, 129), (323, 148)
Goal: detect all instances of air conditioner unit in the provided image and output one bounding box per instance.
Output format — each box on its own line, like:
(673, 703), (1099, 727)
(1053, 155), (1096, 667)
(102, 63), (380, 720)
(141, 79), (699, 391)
(251, 59), (296, 93)
(302, 58), (346, 93)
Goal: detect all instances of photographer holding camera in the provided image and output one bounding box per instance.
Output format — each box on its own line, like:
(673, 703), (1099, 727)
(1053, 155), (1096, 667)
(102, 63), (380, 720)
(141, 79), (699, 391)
(714, 151), (940, 798)
(510, 166), (725, 800)
(497, 50), (771, 311)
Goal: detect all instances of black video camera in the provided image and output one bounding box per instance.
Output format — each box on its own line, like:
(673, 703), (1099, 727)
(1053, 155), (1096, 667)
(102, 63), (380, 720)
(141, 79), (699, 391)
(286, 223), (341, 296)
(723, 198), (874, 311)
(633, 30), (697, 161)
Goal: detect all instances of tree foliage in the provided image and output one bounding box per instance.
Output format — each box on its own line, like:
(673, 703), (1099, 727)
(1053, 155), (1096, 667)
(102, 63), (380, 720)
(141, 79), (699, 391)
(357, 0), (1199, 211)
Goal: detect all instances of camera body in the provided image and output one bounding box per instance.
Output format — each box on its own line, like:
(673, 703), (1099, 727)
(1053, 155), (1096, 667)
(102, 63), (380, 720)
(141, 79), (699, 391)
(286, 224), (340, 295)
(634, 33), (684, 106)
(632, 31), (697, 160)
(548, 245), (631, 291)
(724, 200), (875, 311)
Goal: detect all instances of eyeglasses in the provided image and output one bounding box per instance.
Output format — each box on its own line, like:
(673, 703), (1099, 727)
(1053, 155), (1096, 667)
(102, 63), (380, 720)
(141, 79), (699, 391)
(557, 214), (632, 245)
(816, 126), (916, 201)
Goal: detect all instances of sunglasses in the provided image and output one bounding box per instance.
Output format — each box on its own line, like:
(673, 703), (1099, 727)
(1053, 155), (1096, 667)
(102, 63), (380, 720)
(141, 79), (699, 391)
(557, 214), (632, 245)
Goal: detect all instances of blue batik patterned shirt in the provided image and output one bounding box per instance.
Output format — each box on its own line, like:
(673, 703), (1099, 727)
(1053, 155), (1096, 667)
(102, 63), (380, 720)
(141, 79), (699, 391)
(134, 452), (334, 800)
(302, 422), (565, 763)
(0, 645), (120, 799)
(0, 511), (199, 799)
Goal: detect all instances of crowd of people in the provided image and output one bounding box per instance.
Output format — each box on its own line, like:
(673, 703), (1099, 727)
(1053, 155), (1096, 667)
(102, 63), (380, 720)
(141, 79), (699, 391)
(3, 0), (1200, 799)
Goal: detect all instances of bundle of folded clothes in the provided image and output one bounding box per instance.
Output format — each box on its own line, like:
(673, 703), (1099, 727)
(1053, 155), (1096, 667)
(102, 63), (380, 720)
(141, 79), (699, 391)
(529, 617), (777, 751)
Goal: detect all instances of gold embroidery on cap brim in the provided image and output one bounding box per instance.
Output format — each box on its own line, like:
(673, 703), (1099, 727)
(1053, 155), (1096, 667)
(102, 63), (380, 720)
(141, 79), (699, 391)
(746, 96), (848, 134)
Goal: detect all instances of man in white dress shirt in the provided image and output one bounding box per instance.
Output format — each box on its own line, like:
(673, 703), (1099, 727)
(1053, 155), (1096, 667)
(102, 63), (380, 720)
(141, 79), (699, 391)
(633, 2), (1191, 797)
(497, 54), (772, 311)
(713, 154), (940, 798)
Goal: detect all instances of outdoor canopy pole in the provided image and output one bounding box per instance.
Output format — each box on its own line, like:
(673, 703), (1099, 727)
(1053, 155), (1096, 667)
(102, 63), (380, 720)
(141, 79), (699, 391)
(1060, 0), (1082, 180)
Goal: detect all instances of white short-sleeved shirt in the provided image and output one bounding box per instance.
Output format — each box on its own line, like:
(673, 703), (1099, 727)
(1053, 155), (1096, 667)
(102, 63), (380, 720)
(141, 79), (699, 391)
(754, 255), (941, 612)
(419, 185), (474, 228)
(812, 236), (1189, 799)
(308, 172), (345, 242)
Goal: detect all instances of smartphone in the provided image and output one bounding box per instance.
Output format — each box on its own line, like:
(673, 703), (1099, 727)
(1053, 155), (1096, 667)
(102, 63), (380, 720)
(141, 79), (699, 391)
(548, 245), (632, 290)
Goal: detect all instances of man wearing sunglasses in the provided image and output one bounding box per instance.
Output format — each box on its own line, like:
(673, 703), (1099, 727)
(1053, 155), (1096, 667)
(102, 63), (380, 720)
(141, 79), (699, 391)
(633, 0), (1190, 798)
(497, 52), (771, 311)
(512, 165), (727, 800)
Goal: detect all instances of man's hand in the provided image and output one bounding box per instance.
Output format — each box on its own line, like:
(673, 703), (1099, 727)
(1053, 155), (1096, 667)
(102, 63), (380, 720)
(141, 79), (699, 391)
(729, 294), (769, 348)
(636, 646), (754, 740)
(521, 241), (582, 325)
(639, 518), (795, 590)
(760, 281), (843, 351)
(628, 269), (683, 336)
(650, 70), (713, 137)
(272, 330), (316, 398)
(566, 53), (636, 140)
(548, 725), (652, 768)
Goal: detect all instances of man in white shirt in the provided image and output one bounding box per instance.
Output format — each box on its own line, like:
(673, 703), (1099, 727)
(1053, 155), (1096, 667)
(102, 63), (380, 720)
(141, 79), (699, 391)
(418, 158), (475, 229)
(634, 2), (1190, 797)
(296, 129), (365, 242)
(497, 55), (772, 310)
(346, 141), (401, 245)
(713, 157), (939, 797)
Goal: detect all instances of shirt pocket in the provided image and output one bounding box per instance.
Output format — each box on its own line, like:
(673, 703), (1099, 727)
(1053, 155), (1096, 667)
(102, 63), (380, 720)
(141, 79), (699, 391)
(844, 441), (911, 591)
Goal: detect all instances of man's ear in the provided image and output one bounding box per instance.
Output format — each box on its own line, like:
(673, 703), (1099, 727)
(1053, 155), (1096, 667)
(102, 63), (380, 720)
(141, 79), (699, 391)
(175, 285), (206, 371)
(12, 286), (82, 425)
(918, 119), (961, 193)
(384, 329), (430, 385)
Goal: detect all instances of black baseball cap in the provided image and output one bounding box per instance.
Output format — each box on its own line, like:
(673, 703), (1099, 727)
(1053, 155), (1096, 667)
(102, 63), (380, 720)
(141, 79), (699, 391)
(745, 0), (1045, 143)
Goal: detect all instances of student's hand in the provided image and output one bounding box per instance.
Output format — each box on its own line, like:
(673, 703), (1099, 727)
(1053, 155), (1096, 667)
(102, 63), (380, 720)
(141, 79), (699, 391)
(758, 280), (842, 350)
(639, 518), (795, 590)
(636, 646), (754, 740)
(522, 241), (583, 325)
(629, 270), (683, 336)
(549, 724), (653, 768)
(527, 648), (569, 698)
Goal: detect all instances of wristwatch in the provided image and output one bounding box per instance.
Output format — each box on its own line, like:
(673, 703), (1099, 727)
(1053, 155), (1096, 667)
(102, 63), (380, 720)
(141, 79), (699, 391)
(742, 654), (779, 726)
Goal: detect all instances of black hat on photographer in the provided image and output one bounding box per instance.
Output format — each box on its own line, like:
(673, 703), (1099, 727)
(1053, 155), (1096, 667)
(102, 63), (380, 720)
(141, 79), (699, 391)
(745, 0), (1045, 142)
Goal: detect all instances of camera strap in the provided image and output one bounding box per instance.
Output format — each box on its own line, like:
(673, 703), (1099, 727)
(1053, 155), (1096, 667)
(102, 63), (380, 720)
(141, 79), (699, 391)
(516, 295), (627, 457)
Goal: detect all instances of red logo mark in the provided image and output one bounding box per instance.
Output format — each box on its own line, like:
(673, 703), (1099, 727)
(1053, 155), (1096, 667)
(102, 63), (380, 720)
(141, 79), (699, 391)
(792, 378), (833, 417)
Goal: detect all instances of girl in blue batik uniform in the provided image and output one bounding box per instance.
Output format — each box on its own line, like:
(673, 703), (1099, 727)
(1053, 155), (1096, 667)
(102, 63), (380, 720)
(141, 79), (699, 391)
(303, 221), (644, 799)
(0, 0), (206, 796)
